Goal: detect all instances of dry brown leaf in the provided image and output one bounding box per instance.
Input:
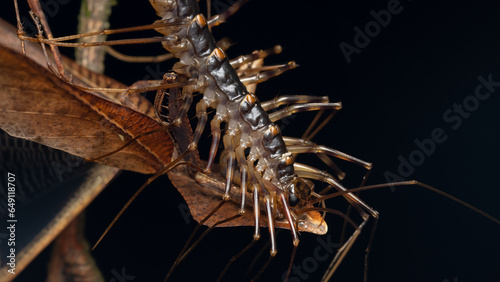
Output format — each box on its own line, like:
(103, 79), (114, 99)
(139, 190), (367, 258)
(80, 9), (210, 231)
(0, 45), (172, 174)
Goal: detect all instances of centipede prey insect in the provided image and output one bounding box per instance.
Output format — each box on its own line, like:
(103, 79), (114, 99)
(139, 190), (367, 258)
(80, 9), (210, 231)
(2, 0), (500, 281)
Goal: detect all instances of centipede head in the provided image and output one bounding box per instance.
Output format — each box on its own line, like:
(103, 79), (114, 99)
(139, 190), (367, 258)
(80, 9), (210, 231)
(258, 159), (326, 237)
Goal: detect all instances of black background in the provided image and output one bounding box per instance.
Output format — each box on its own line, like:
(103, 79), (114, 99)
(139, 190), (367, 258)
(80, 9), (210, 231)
(2, 0), (500, 281)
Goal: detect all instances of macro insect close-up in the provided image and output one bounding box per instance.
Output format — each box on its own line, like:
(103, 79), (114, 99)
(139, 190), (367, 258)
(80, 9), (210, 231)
(0, 0), (499, 282)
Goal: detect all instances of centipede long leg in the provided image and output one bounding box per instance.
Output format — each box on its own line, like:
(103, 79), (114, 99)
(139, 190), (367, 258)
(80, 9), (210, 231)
(325, 217), (370, 281)
(166, 144), (255, 277)
(260, 95), (330, 111)
(284, 137), (372, 169)
(261, 96), (339, 148)
(206, 0), (249, 27)
(16, 1), (245, 50)
(268, 102), (342, 123)
(293, 162), (379, 281)
(239, 62), (297, 85)
(105, 37), (232, 63)
(230, 45), (283, 69)
(284, 137), (371, 184)
(261, 100), (357, 182)
(294, 163), (377, 216)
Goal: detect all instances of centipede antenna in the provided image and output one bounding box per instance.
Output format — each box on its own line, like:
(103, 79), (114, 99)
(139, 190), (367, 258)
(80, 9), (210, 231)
(17, 21), (187, 48)
(311, 181), (500, 225)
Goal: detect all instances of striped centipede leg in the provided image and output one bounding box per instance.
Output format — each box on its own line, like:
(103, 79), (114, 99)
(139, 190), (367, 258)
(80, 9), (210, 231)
(265, 97), (376, 247)
(258, 95), (340, 136)
(261, 95), (342, 151)
(262, 99), (352, 180)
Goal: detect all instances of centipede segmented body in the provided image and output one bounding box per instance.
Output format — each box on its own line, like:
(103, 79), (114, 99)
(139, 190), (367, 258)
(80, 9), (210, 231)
(6, 0), (499, 281)
(148, 0), (378, 277)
